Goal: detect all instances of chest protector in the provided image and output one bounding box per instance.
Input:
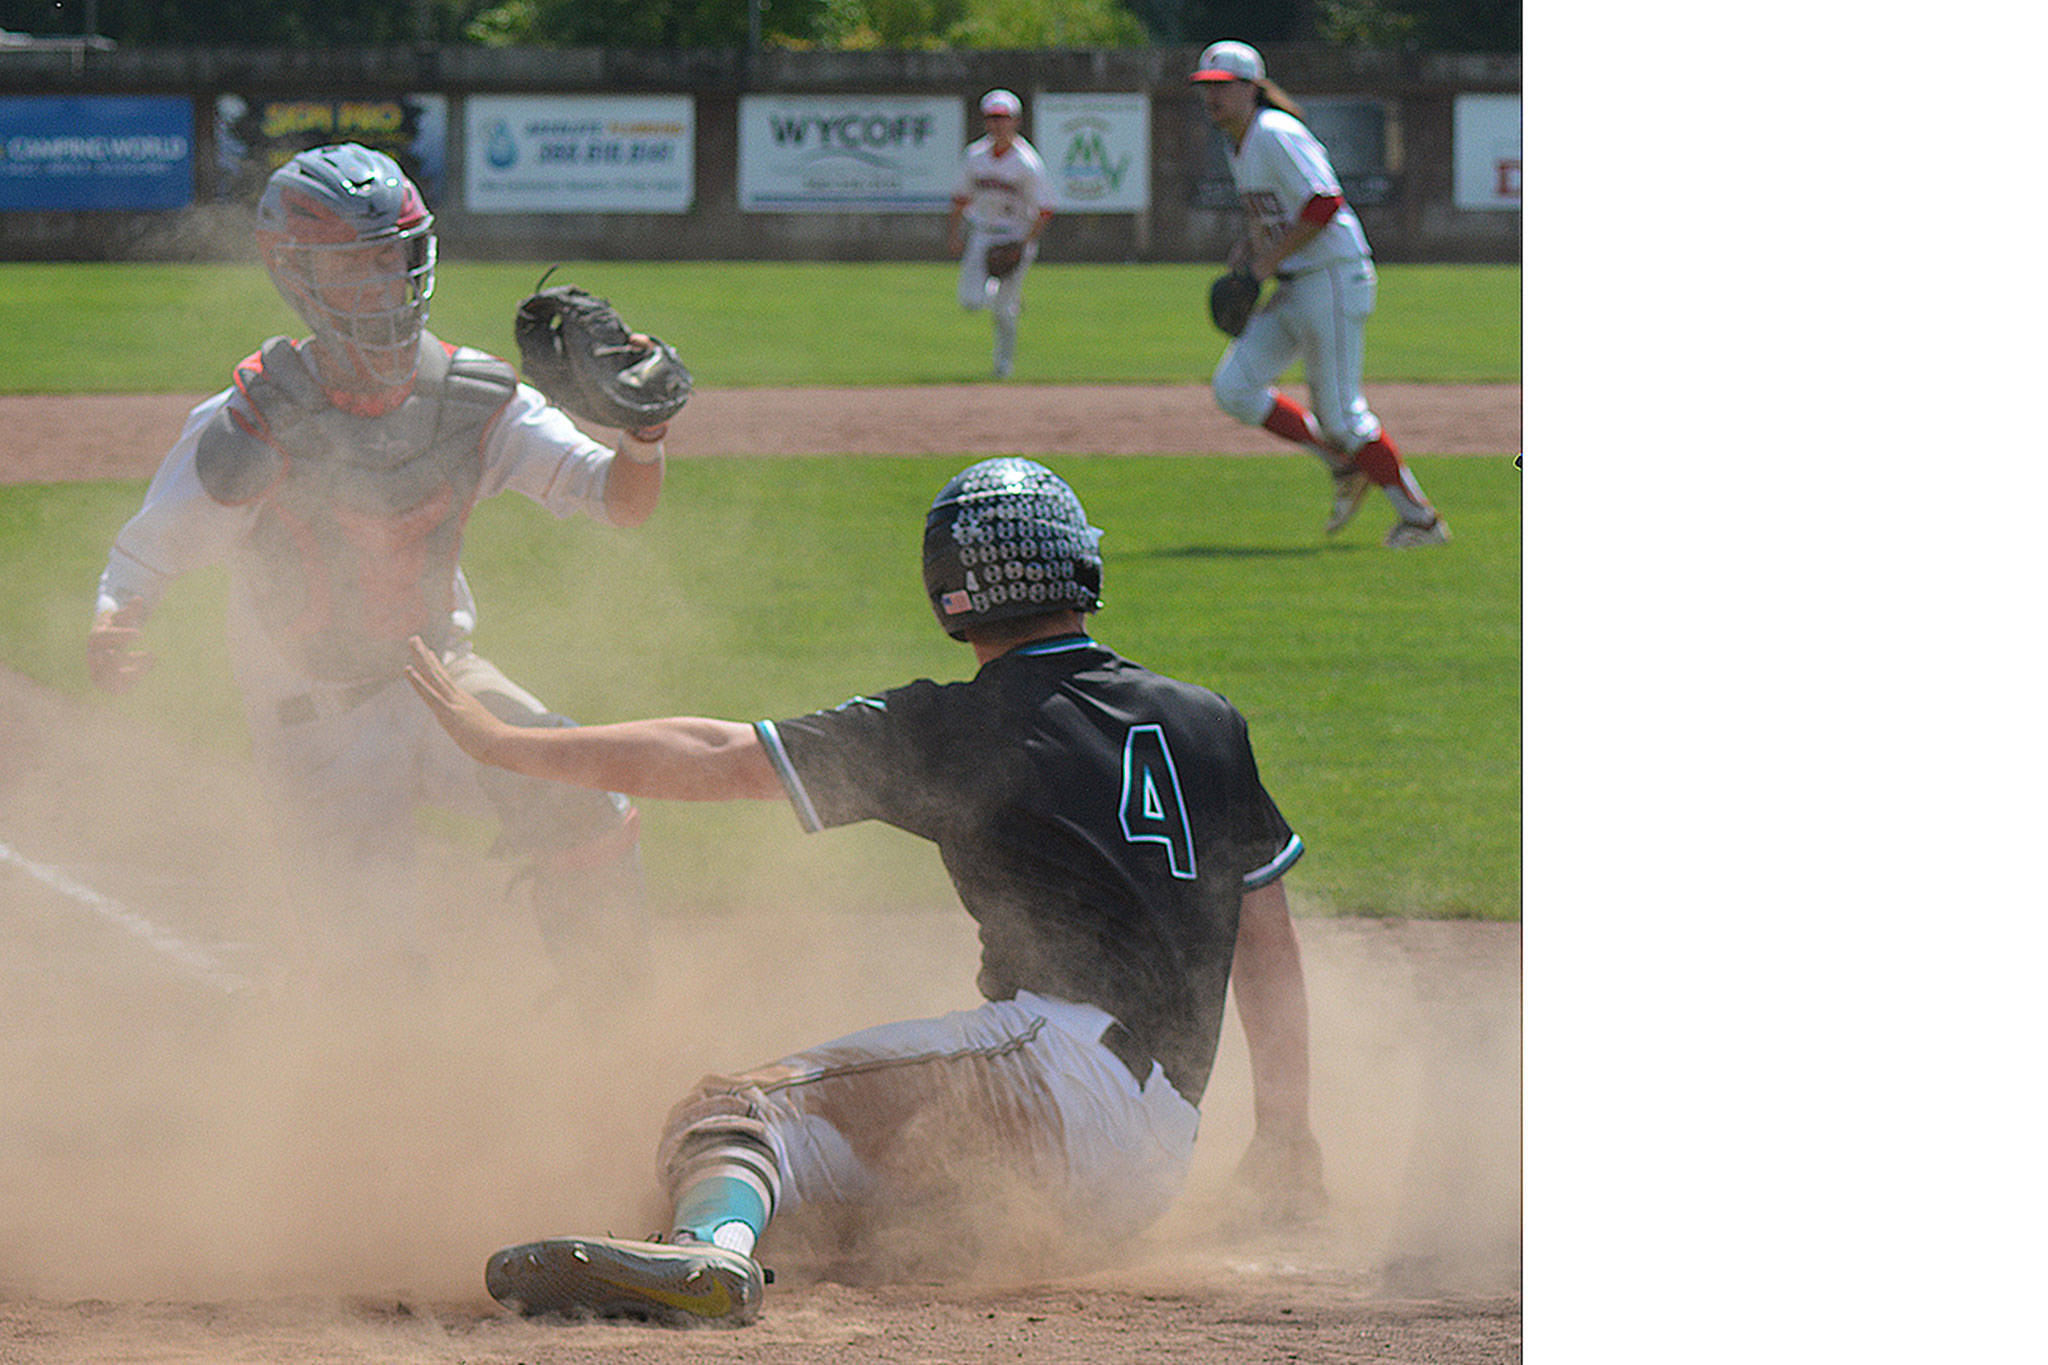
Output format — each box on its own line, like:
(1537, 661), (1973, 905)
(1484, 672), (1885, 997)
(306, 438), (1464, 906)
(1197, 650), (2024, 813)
(194, 333), (517, 682)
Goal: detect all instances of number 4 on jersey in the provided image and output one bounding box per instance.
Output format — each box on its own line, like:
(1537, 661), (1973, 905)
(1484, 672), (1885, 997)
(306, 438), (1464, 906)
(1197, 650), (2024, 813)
(1120, 724), (1196, 880)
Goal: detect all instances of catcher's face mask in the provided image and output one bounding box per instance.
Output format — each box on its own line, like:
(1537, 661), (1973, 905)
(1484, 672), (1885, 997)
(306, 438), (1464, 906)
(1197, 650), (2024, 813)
(256, 143), (437, 391)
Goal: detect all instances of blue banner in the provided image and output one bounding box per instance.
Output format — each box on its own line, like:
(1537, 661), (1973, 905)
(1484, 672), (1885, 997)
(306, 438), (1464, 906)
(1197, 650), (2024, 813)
(0, 95), (194, 210)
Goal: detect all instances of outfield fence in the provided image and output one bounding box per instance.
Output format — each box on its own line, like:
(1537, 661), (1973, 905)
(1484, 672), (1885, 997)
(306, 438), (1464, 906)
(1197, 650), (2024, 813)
(0, 43), (1518, 265)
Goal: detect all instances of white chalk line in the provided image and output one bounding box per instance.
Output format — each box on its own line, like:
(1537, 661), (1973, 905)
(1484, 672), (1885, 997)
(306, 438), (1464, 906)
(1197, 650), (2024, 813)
(0, 838), (250, 996)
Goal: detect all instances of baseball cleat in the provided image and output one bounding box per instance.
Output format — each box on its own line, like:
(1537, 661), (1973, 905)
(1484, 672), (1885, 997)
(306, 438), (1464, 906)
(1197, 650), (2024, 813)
(1324, 469), (1373, 535)
(486, 1234), (765, 1327)
(1383, 516), (1452, 549)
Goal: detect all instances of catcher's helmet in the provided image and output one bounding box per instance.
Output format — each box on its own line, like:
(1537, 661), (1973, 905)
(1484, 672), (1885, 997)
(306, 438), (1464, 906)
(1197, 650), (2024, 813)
(255, 143), (436, 390)
(923, 458), (1103, 641)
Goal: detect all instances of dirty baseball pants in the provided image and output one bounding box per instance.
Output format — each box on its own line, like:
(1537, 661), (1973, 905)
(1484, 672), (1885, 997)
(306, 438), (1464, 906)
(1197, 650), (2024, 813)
(237, 644), (645, 984)
(661, 991), (1201, 1267)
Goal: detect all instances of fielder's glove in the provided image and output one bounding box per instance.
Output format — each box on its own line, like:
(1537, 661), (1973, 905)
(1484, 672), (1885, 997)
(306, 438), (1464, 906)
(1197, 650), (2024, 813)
(1208, 268), (1262, 338)
(984, 240), (1026, 280)
(514, 282), (692, 436)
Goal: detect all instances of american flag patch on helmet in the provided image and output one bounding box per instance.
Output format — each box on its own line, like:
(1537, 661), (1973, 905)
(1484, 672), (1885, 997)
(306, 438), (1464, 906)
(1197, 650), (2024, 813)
(941, 590), (973, 615)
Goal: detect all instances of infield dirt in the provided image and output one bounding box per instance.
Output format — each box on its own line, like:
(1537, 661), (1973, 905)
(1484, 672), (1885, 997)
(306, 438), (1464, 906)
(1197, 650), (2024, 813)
(0, 381), (1519, 484)
(0, 382), (1520, 1363)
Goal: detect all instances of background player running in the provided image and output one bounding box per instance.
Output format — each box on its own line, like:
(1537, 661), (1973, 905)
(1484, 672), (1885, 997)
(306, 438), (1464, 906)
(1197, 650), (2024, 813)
(1191, 40), (1449, 546)
(946, 89), (1055, 379)
(405, 457), (1326, 1325)
(87, 143), (670, 993)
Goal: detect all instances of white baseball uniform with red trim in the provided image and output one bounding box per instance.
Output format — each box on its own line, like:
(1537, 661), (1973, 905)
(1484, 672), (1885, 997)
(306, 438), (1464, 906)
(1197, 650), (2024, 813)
(951, 133), (1053, 318)
(1211, 106), (1383, 455)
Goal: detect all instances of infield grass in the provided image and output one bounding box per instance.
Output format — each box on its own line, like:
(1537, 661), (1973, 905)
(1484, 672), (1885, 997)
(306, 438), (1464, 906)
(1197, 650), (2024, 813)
(0, 454), (1518, 920)
(0, 260), (1519, 392)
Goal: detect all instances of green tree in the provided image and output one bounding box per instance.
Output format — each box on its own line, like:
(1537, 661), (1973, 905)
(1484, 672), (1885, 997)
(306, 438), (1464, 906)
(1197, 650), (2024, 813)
(943, 0), (1146, 48)
(805, 0), (964, 49)
(7, 0), (434, 43)
(460, 0), (822, 47)
(1317, 0), (1519, 51)
(1178, 0), (1319, 44)
(461, 0), (1144, 48)
(4, 0), (1516, 52)
(1127, 0), (1520, 50)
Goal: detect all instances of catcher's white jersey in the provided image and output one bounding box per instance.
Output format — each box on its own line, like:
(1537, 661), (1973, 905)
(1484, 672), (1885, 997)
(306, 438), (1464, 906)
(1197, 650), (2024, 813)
(96, 370), (621, 689)
(952, 134), (1053, 238)
(1226, 107), (1368, 276)
(92, 353), (637, 909)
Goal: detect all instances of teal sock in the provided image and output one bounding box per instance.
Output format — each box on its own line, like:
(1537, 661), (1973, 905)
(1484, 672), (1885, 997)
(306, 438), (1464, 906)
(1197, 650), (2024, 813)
(673, 1175), (769, 1253)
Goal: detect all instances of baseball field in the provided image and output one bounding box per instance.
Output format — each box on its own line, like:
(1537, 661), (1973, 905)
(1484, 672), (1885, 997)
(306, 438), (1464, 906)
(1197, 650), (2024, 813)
(0, 261), (1521, 1363)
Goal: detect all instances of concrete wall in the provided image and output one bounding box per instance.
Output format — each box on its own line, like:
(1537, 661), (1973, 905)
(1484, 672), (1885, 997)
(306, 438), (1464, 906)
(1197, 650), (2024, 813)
(1, 43), (1519, 264)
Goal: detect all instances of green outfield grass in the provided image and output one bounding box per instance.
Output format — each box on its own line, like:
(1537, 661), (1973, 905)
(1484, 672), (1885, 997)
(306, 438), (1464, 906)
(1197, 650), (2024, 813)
(0, 454), (1518, 920)
(0, 260), (1519, 392)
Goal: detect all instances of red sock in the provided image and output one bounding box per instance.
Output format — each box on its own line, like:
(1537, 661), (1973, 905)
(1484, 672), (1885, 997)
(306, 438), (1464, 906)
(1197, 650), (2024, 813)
(1261, 395), (1330, 451)
(1353, 432), (1405, 484)
(1355, 431), (1437, 524)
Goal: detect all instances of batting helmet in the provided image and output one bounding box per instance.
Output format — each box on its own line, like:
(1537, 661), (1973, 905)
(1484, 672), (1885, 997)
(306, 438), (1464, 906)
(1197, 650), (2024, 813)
(255, 143), (436, 391)
(923, 458), (1103, 641)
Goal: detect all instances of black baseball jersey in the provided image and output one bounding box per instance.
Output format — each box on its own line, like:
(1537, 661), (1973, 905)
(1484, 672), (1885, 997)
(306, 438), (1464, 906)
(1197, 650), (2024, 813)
(755, 634), (1302, 1105)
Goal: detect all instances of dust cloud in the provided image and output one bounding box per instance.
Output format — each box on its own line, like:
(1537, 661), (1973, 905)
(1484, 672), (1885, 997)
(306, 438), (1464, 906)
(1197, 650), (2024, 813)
(1, 666), (1519, 1307)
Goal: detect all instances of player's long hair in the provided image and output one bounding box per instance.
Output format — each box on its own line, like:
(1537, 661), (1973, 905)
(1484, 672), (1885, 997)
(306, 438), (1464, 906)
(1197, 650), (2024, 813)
(1252, 78), (1308, 124)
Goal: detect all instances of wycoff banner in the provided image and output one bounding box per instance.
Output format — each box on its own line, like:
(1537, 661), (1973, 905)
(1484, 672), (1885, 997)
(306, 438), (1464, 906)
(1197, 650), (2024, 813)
(739, 95), (962, 212)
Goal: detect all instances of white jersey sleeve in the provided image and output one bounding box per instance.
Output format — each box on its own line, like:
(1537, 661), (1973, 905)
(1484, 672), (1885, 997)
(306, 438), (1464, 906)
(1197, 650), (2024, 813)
(476, 382), (624, 523)
(1232, 109), (1368, 272)
(1013, 138), (1053, 217)
(94, 390), (252, 620)
(95, 382), (624, 626)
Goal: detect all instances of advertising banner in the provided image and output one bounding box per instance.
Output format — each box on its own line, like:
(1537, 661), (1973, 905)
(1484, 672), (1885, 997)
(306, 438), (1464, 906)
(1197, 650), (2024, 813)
(1453, 94), (1521, 210)
(739, 95), (961, 212)
(0, 95), (193, 210)
(1034, 93), (1149, 214)
(214, 93), (447, 203)
(464, 95), (695, 214)
(1189, 97), (1394, 211)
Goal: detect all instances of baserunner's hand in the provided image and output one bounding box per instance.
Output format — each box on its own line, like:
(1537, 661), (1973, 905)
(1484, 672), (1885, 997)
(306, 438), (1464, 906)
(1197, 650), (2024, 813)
(405, 636), (509, 765)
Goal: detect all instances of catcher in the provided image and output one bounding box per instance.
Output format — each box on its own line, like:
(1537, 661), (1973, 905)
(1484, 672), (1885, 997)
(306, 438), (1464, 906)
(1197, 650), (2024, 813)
(406, 458), (1325, 1326)
(86, 143), (692, 996)
(945, 89), (1055, 378)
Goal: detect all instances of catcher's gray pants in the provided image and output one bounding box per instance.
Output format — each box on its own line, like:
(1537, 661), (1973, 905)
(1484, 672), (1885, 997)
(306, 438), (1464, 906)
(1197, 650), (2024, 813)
(239, 645), (641, 969)
(663, 991), (1199, 1256)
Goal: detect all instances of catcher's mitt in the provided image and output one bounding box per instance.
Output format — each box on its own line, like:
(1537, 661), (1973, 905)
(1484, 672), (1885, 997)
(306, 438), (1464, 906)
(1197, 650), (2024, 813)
(1208, 269), (1262, 337)
(984, 240), (1026, 280)
(514, 282), (692, 433)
